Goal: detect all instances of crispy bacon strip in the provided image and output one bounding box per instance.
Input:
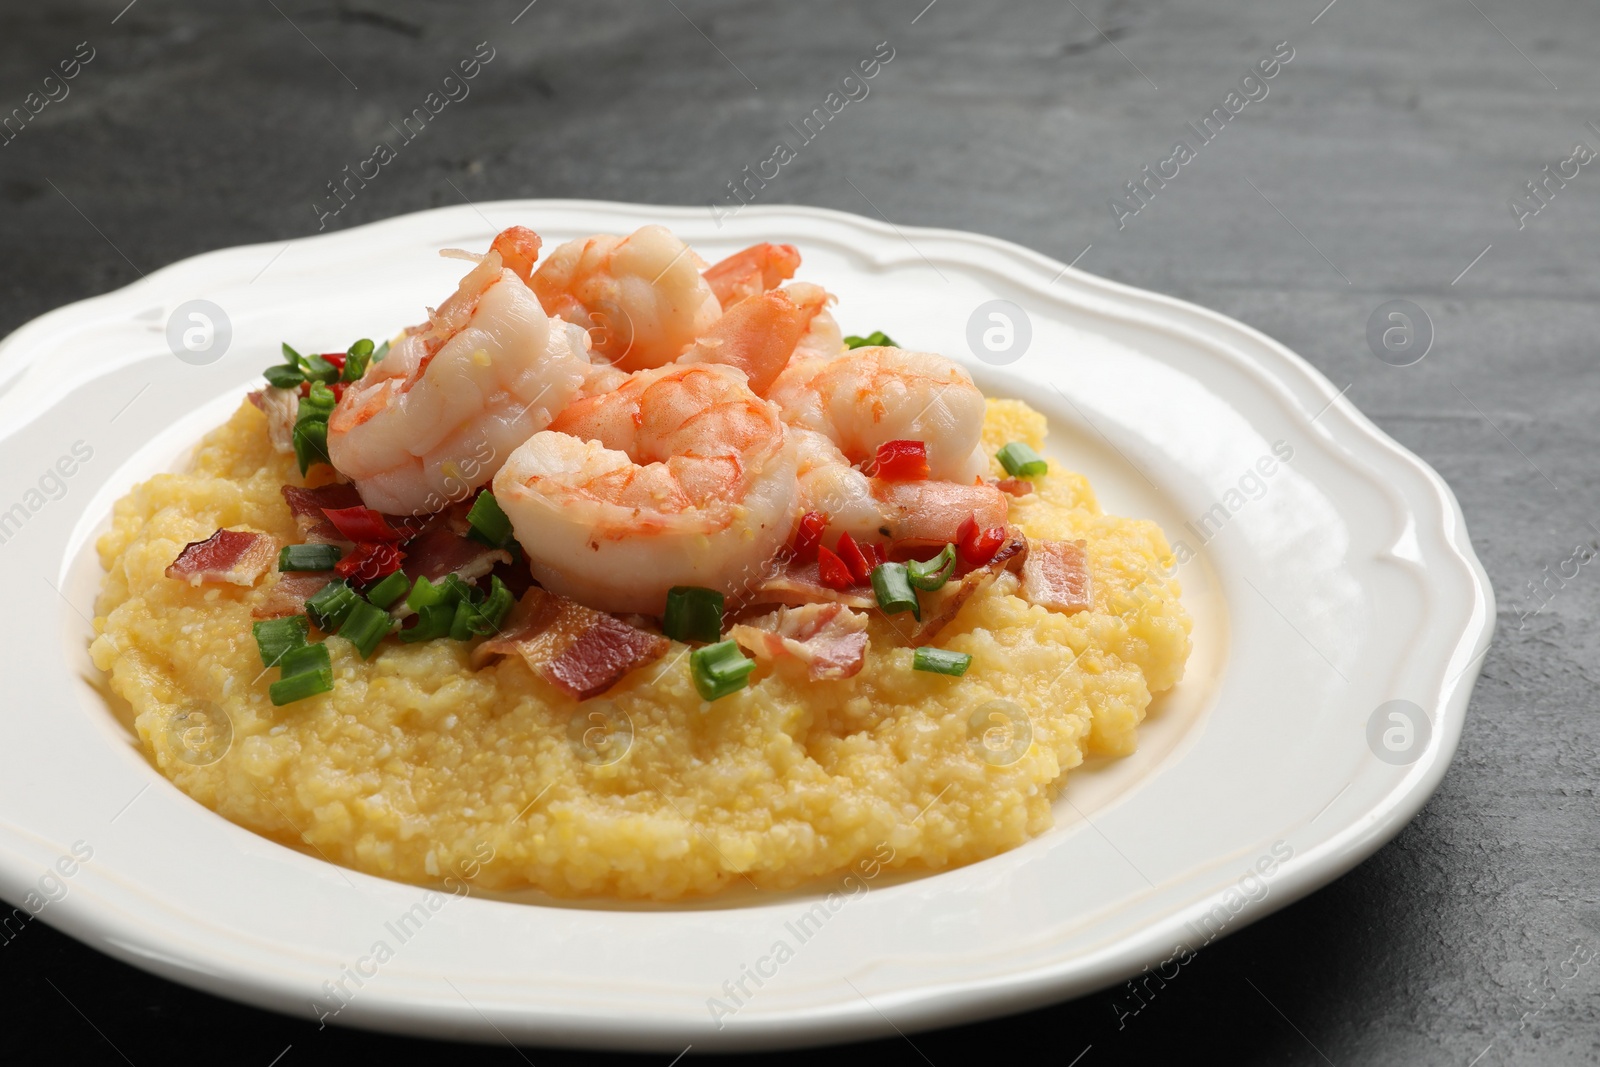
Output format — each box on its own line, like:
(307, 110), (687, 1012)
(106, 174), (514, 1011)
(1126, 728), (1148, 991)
(1021, 539), (1093, 614)
(280, 484), (364, 541)
(747, 560), (875, 611)
(402, 522), (511, 583)
(249, 387), (299, 455)
(730, 603), (869, 681)
(252, 571), (336, 619)
(166, 529), (279, 587)
(472, 587), (669, 700)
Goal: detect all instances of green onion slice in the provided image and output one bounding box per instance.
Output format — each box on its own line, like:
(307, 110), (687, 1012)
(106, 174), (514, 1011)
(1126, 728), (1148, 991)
(338, 598), (393, 659)
(269, 643), (334, 706)
(400, 603), (455, 643)
(373, 339), (391, 363)
(906, 545), (956, 592)
(466, 490), (514, 547)
(996, 442), (1048, 478)
(690, 639), (755, 701)
(342, 338), (375, 382)
(278, 543), (342, 572)
(364, 570), (411, 610)
(451, 576), (513, 639)
(305, 579), (360, 632)
(299, 353), (340, 384)
(252, 615), (309, 669)
(870, 562), (921, 620)
(663, 586), (725, 643)
(843, 330), (898, 349)
(263, 364), (304, 389)
(913, 646), (972, 676)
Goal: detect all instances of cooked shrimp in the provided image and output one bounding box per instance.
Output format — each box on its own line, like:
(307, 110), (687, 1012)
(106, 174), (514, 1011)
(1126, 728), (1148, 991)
(769, 345), (988, 482)
(791, 428), (1007, 547)
(529, 225), (721, 372)
(788, 282), (844, 362)
(677, 282), (832, 396)
(703, 242), (800, 308)
(328, 228), (594, 516)
(493, 364), (800, 615)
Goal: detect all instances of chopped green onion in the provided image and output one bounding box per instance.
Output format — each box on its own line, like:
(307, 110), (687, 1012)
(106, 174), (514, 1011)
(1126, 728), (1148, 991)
(299, 353), (340, 384)
(663, 586), (724, 643)
(302, 380), (337, 415)
(466, 490), (514, 547)
(907, 544), (956, 592)
(338, 598), (393, 659)
(996, 442), (1048, 478)
(252, 615), (309, 669)
(292, 421), (329, 475)
(844, 330), (898, 349)
(870, 562), (920, 620)
(690, 639), (756, 701)
(342, 338), (375, 383)
(405, 574), (445, 612)
(263, 364), (304, 389)
(282, 342), (305, 365)
(913, 646), (971, 676)
(451, 576), (513, 638)
(373, 339), (391, 363)
(278, 641), (331, 677)
(400, 603), (455, 643)
(305, 579), (360, 632)
(365, 570), (411, 610)
(269, 643), (334, 705)
(278, 543), (342, 572)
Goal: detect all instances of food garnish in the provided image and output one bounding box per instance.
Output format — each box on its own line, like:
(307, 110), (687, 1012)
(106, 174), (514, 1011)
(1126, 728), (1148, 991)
(277, 543), (342, 572)
(870, 561), (921, 620)
(843, 330), (897, 349)
(691, 639), (756, 701)
(996, 441), (1048, 479)
(912, 646), (971, 676)
(663, 586), (725, 644)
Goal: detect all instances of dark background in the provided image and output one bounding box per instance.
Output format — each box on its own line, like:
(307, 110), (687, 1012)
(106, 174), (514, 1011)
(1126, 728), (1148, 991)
(3, 1), (1598, 1064)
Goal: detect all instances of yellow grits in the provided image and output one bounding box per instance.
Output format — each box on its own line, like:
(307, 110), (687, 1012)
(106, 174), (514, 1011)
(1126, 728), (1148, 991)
(89, 398), (1190, 900)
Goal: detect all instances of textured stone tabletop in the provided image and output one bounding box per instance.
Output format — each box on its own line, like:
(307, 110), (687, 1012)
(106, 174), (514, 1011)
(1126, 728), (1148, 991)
(2, 1), (1597, 1063)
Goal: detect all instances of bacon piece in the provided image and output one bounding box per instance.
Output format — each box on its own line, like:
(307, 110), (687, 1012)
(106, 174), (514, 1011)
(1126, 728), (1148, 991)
(281, 484), (364, 541)
(730, 603), (869, 681)
(252, 571), (336, 619)
(472, 588), (669, 700)
(401, 522), (511, 583)
(166, 529), (279, 587)
(249, 387), (299, 455)
(905, 532), (1029, 644)
(747, 560), (875, 611)
(1021, 539), (1093, 614)
(993, 478), (1034, 498)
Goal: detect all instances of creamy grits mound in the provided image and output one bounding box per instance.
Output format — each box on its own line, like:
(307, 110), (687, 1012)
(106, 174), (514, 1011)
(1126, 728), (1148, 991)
(90, 397), (1191, 900)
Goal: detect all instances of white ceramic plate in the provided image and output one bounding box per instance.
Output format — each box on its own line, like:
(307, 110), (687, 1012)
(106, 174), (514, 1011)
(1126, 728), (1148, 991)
(0, 201), (1491, 1051)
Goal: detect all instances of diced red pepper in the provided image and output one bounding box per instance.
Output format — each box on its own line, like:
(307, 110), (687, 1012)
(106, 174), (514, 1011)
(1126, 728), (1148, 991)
(790, 511), (829, 564)
(869, 439), (929, 480)
(322, 505), (403, 542)
(956, 514), (1007, 567)
(836, 531), (874, 585)
(336, 542), (405, 582)
(817, 545), (855, 590)
(321, 352), (347, 373)
(861, 540), (887, 570)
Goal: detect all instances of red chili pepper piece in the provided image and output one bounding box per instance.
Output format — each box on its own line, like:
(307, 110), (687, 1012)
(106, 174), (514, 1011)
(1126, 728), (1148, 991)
(836, 531), (874, 585)
(336, 542), (405, 582)
(322, 505), (403, 542)
(956, 514), (1006, 567)
(791, 511), (829, 564)
(321, 352), (347, 372)
(817, 545), (855, 590)
(862, 540), (887, 570)
(870, 439), (929, 480)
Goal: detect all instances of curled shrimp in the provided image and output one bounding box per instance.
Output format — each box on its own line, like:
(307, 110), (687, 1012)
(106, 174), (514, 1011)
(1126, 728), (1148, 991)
(529, 225), (721, 372)
(703, 242), (801, 308)
(791, 428), (1007, 548)
(677, 282), (833, 396)
(327, 227), (595, 516)
(492, 364), (800, 614)
(768, 344), (988, 483)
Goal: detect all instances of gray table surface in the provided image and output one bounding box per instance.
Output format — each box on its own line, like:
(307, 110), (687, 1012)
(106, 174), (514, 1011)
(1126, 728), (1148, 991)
(3, 1), (1597, 1064)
